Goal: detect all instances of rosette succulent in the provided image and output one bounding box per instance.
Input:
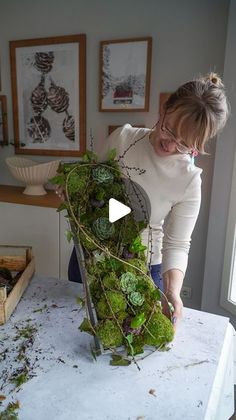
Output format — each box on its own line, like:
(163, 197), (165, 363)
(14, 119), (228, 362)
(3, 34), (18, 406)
(120, 272), (138, 293)
(128, 291), (145, 306)
(92, 166), (114, 184)
(93, 217), (115, 240)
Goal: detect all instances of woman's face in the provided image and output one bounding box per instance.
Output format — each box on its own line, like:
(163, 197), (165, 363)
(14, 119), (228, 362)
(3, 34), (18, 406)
(150, 110), (192, 157)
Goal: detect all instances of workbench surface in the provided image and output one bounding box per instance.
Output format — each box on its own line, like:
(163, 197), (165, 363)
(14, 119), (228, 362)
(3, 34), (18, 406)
(0, 276), (235, 420)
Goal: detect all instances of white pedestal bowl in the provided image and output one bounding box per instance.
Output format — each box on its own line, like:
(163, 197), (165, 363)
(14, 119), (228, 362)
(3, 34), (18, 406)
(6, 157), (61, 195)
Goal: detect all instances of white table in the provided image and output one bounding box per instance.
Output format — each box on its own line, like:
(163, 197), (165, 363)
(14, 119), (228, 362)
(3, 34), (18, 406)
(0, 276), (235, 420)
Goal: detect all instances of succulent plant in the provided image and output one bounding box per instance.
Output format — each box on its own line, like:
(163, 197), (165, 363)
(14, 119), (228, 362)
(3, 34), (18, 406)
(128, 291), (145, 306)
(93, 217), (115, 240)
(90, 198), (105, 208)
(120, 272), (138, 293)
(92, 166), (114, 184)
(122, 247), (135, 259)
(123, 317), (142, 336)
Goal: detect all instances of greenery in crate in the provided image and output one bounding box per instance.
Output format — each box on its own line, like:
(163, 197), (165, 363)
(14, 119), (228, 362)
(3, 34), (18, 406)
(51, 149), (174, 366)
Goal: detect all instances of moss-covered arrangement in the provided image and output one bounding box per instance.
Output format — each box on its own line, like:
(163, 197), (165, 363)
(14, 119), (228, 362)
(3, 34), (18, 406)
(51, 149), (174, 366)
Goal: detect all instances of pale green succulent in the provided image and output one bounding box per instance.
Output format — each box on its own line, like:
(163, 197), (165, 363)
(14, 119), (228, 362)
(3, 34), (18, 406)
(128, 291), (145, 306)
(120, 272), (138, 293)
(93, 217), (115, 240)
(92, 166), (114, 184)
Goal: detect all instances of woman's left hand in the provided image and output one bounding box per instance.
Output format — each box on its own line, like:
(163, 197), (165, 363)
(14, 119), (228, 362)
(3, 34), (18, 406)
(162, 290), (183, 330)
(162, 269), (184, 330)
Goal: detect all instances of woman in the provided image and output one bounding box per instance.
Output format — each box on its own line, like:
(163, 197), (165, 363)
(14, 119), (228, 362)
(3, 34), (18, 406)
(65, 72), (229, 328)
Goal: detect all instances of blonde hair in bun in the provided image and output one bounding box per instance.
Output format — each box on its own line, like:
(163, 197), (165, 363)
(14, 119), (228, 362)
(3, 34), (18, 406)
(207, 72), (223, 87)
(164, 72), (229, 153)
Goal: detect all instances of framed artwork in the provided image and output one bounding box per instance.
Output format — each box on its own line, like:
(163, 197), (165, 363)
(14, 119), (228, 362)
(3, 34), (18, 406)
(10, 34), (86, 156)
(108, 124), (145, 135)
(0, 95), (8, 145)
(99, 37), (152, 112)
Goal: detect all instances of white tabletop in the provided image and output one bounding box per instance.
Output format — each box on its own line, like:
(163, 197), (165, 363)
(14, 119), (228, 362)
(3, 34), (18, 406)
(0, 276), (235, 420)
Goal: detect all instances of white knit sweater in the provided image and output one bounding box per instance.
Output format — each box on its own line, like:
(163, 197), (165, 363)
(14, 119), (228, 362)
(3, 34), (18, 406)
(100, 124), (202, 275)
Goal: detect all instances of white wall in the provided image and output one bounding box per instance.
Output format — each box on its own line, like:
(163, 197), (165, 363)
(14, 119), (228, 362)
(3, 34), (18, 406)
(202, 0), (236, 326)
(0, 0), (230, 309)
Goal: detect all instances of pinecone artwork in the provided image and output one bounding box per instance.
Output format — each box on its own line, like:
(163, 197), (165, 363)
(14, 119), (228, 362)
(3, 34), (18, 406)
(27, 50), (76, 145)
(63, 114), (75, 141)
(30, 76), (48, 114)
(47, 82), (69, 113)
(27, 115), (51, 143)
(34, 52), (54, 74)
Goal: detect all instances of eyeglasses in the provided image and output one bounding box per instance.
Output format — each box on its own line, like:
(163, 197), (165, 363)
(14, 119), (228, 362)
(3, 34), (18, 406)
(159, 110), (193, 155)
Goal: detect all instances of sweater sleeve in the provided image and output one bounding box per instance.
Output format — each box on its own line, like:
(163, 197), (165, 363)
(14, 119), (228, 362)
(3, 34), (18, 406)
(98, 125), (130, 162)
(161, 171), (202, 276)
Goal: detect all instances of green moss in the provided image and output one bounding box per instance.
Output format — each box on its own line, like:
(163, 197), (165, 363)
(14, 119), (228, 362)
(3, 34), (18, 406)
(144, 312), (174, 346)
(58, 158), (174, 360)
(96, 319), (123, 348)
(102, 272), (119, 289)
(80, 231), (97, 251)
(67, 166), (90, 195)
(120, 215), (139, 244)
(107, 182), (124, 199)
(124, 258), (148, 275)
(128, 335), (144, 356)
(96, 291), (127, 319)
(116, 311), (129, 322)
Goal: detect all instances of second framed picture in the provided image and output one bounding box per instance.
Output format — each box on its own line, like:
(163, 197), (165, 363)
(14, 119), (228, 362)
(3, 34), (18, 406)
(99, 37), (152, 112)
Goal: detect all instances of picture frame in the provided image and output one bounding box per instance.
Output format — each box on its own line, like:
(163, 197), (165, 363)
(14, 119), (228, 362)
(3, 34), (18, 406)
(99, 37), (152, 112)
(10, 34), (86, 157)
(0, 95), (8, 146)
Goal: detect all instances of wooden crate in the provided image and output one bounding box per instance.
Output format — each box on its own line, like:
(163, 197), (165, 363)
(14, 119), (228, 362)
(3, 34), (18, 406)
(0, 245), (35, 325)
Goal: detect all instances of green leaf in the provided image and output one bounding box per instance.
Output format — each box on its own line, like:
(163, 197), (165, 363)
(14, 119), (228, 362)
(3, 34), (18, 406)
(66, 230), (73, 243)
(82, 151), (98, 162)
(76, 295), (85, 307)
(110, 354), (131, 366)
(125, 334), (135, 357)
(129, 237), (147, 253)
(107, 148), (117, 161)
(0, 400), (20, 419)
(79, 318), (95, 335)
(131, 312), (146, 328)
(126, 333), (133, 344)
(49, 174), (65, 185)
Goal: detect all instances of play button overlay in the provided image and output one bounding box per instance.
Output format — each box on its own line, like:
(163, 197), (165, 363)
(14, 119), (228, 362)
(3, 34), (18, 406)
(109, 198), (131, 223)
